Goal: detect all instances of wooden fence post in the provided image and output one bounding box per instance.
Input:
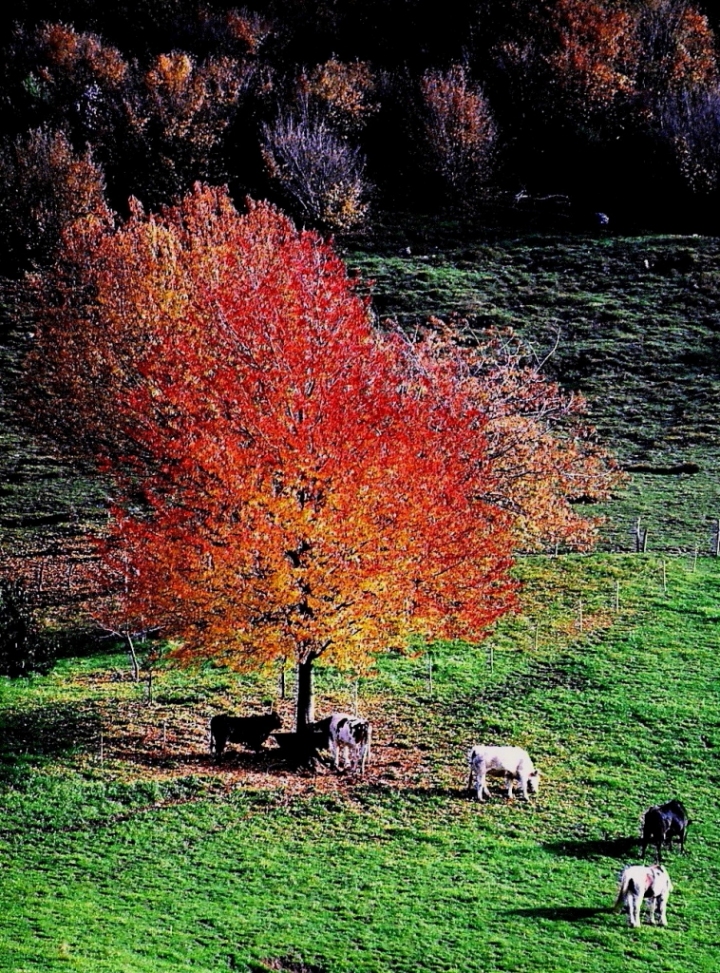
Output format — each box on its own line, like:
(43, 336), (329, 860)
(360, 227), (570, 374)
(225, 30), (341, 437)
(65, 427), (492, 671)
(634, 518), (649, 552)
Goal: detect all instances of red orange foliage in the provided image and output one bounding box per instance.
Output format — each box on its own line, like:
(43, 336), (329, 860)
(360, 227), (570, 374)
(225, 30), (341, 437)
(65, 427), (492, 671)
(413, 322), (622, 551)
(32, 21), (129, 90)
(26, 185), (520, 726)
(491, 0), (717, 132)
(301, 59), (379, 132)
(545, 0), (640, 114)
(0, 127), (110, 264)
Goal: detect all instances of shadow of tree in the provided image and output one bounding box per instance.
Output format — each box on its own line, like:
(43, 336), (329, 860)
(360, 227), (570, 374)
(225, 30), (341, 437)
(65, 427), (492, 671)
(507, 906), (612, 923)
(0, 703), (101, 782)
(114, 743), (333, 779)
(52, 626), (120, 661)
(542, 836), (638, 859)
(359, 782), (468, 799)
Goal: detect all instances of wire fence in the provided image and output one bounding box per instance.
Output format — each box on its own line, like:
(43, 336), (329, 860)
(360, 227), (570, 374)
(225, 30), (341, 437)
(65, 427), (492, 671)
(598, 514), (720, 557)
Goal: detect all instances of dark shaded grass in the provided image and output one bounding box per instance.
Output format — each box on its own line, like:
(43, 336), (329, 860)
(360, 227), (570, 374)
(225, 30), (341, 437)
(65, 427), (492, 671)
(542, 836), (639, 860)
(346, 231), (720, 553)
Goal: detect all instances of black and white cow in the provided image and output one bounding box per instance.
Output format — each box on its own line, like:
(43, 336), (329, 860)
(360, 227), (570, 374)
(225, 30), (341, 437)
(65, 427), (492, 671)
(209, 712), (282, 756)
(614, 864), (673, 927)
(313, 713), (372, 774)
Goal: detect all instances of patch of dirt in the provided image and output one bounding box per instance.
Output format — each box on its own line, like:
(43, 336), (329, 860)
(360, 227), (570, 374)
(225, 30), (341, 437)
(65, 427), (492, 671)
(251, 958), (327, 973)
(70, 690), (451, 800)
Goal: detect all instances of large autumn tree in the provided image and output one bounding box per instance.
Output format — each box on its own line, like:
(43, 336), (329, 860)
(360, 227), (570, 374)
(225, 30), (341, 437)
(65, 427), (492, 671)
(24, 185), (621, 727)
(25, 185), (529, 728)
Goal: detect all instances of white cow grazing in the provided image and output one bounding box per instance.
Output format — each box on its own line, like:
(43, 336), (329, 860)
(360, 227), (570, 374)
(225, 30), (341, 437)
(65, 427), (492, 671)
(327, 713), (372, 774)
(467, 745), (540, 801)
(614, 864), (673, 927)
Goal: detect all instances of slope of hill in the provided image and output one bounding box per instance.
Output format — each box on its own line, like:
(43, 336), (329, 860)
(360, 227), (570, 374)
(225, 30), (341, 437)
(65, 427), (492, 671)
(1, 225), (719, 592)
(345, 226), (720, 552)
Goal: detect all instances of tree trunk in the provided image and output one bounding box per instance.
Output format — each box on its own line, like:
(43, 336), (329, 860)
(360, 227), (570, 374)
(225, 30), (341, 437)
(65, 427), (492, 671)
(296, 656), (315, 732)
(125, 632), (140, 683)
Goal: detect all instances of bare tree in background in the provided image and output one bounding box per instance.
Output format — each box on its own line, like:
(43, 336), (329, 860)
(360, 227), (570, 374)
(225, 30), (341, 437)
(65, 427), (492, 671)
(656, 85), (720, 193)
(261, 100), (369, 231)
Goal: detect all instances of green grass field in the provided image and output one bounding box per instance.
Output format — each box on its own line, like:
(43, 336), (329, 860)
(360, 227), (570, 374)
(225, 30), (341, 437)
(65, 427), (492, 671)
(1, 554), (719, 973)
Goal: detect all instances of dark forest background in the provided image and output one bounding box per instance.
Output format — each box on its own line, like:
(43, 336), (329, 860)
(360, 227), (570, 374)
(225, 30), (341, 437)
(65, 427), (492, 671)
(1, 0), (720, 275)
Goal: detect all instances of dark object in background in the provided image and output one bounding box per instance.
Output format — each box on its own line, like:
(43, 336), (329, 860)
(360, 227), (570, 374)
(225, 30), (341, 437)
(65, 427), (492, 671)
(0, 578), (56, 677)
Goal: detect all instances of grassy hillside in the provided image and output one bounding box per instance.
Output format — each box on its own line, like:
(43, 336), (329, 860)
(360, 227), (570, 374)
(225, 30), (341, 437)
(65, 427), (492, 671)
(345, 226), (720, 553)
(1, 554), (719, 972)
(1, 224), (719, 970)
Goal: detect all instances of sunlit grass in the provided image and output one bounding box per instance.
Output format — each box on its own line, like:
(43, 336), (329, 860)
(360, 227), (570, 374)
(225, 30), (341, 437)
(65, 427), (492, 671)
(1, 556), (719, 972)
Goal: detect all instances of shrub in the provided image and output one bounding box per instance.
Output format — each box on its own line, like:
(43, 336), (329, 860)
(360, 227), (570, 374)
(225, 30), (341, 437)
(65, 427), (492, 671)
(0, 127), (110, 270)
(656, 86), (720, 193)
(418, 65), (497, 201)
(261, 100), (369, 230)
(126, 51), (250, 204)
(301, 59), (379, 133)
(4, 23), (130, 157)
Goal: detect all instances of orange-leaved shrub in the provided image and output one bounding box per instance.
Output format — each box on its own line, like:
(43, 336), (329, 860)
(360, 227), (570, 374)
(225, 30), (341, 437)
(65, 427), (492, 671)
(418, 65), (497, 199)
(301, 59), (379, 132)
(0, 127), (111, 267)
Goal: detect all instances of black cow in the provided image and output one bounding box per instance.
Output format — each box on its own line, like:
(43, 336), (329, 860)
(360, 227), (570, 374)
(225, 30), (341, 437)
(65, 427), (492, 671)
(309, 715), (334, 748)
(209, 712), (282, 756)
(641, 799), (690, 862)
(272, 724), (332, 769)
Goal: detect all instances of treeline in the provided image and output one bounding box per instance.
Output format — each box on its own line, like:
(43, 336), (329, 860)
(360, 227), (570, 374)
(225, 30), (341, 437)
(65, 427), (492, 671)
(1, 0), (719, 272)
